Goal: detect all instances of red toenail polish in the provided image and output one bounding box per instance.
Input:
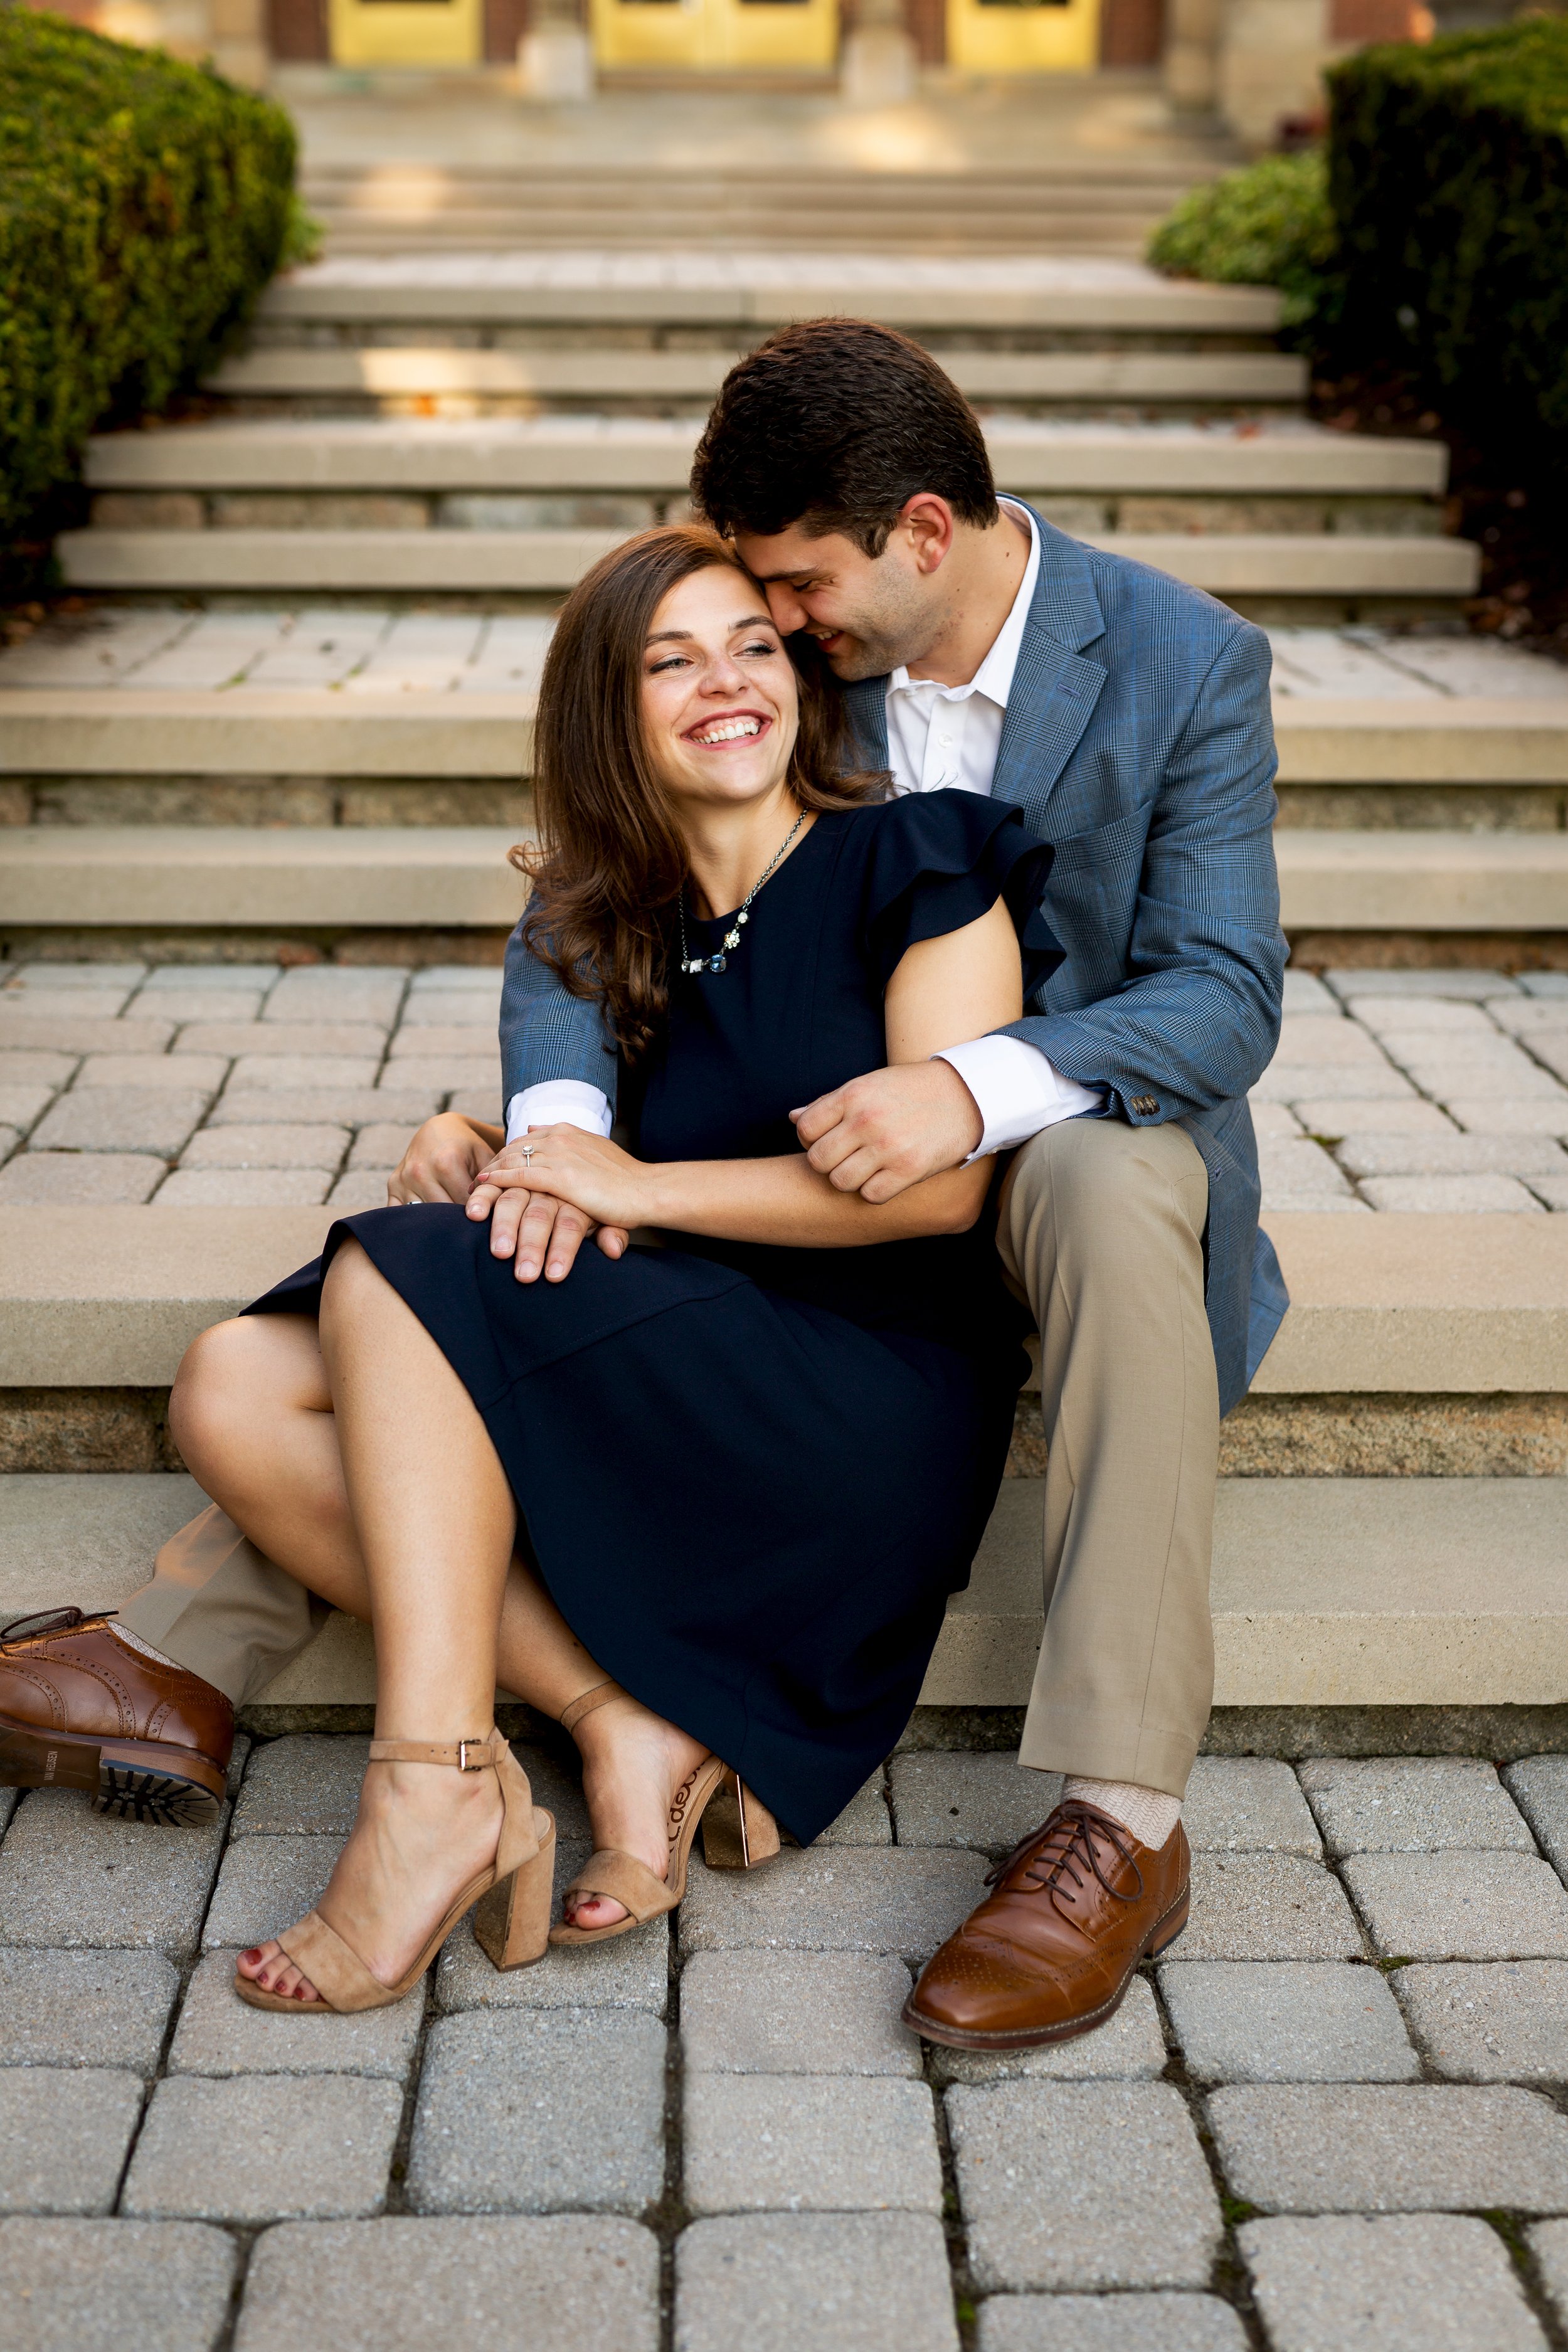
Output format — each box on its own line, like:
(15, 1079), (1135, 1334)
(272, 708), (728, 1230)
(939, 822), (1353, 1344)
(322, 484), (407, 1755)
(294, 1985), (310, 2000)
(241, 1949), (263, 1964)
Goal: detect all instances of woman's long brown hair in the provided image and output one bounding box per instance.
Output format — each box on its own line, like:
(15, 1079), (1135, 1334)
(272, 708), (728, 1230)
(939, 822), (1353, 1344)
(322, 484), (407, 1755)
(513, 522), (888, 1061)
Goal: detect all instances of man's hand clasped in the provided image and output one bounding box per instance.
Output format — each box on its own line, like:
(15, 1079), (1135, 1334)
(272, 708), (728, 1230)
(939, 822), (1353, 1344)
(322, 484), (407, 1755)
(789, 1059), (983, 1202)
(388, 1112), (630, 1286)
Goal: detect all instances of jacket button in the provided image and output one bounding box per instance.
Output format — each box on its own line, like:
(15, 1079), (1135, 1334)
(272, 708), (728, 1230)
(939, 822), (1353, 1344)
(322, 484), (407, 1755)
(1131, 1094), (1158, 1116)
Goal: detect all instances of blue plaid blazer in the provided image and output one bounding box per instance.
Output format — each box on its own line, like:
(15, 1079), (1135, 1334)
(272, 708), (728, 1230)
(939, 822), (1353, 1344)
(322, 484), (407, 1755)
(499, 507), (1289, 1414)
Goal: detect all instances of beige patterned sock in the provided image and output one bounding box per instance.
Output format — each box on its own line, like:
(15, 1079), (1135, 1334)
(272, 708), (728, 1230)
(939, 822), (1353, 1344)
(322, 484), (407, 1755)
(109, 1621), (182, 1671)
(1062, 1776), (1182, 1851)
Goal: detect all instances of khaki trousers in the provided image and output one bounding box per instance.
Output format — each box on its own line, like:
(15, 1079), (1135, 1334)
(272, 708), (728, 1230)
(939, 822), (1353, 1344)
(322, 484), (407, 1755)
(998, 1116), (1219, 1798)
(124, 1118), (1221, 1784)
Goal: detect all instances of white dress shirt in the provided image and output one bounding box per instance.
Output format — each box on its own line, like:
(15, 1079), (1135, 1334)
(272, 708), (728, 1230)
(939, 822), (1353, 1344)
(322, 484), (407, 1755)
(505, 499), (1099, 1150)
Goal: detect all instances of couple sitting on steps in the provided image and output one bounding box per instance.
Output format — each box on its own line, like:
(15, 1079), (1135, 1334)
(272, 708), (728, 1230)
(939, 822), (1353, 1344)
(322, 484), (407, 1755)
(0, 319), (1286, 2045)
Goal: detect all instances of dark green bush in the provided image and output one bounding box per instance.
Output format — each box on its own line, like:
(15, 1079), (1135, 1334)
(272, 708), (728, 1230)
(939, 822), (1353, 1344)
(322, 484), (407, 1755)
(0, 9), (298, 541)
(1328, 19), (1568, 461)
(1145, 150), (1342, 336)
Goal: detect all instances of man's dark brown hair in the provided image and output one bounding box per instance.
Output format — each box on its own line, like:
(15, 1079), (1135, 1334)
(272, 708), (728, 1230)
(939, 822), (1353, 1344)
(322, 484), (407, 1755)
(690, 317), (999, 558)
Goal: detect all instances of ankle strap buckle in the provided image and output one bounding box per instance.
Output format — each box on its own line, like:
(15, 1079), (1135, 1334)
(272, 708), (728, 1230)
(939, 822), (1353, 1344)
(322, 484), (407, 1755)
(457, 1738), (489, 1772)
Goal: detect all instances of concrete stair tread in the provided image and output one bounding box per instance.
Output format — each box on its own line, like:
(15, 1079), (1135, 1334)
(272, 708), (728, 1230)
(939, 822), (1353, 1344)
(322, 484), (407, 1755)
(84, 416), (1448, 497)
(1, 1207), (1562, 1391)
(8, 688), (1567, 783)
(3, 1468), (1564, 1707)
(204, 348), (1308, 401)
(260, 251), (1285, 331)
(52, 529), (1477, 598)
(2, 824), (1561, 930)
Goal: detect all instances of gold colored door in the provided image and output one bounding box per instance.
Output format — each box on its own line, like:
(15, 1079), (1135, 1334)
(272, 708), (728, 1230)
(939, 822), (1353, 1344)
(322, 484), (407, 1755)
(591, 0), (838, 72)
(329, 0), (483, 68)
(945, 0), (1099, 70)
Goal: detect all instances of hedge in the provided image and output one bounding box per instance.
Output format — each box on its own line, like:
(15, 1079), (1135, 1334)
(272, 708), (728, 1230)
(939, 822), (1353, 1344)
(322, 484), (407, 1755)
(1327, 19), (1568, 458)
(0, 9), (300, 543)
(1145, 150), (1340, 337)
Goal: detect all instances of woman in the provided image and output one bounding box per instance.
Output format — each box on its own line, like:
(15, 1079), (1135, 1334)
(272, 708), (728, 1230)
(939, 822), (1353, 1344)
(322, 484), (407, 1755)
(171, 524), (1057, 2015)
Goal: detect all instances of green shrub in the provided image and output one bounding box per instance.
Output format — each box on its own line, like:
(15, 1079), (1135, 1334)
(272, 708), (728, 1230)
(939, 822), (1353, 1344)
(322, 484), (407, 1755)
(0, 9), (297, 541)
(1145, 150), (1341, 334)
(1328, 19), (1568, 459)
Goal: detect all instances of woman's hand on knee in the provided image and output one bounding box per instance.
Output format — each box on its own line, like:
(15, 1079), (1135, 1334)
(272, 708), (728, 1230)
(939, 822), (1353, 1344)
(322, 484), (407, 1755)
(389, 1114), (502, 1207)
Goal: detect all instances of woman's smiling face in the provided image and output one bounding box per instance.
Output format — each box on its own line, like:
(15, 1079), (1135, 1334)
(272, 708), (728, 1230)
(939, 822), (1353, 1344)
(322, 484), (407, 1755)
(640, 562), (799, 812)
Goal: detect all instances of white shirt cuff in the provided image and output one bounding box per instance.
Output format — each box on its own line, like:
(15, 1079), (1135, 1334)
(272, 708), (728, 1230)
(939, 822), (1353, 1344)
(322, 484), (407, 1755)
(504, 1081), (613, 1145)
(935, 1036), (1103, 1161)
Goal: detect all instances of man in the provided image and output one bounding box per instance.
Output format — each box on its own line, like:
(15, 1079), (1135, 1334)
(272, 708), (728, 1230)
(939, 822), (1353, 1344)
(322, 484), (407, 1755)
(1, 319), (1285, 2047)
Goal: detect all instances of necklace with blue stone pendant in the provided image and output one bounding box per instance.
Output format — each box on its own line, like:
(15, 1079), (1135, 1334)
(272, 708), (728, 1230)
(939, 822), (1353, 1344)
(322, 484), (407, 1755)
(678, 807), (806, 976)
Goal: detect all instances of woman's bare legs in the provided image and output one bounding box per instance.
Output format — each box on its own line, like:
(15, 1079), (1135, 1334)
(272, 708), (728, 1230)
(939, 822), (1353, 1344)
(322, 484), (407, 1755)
(171, 1288), (707, 1947)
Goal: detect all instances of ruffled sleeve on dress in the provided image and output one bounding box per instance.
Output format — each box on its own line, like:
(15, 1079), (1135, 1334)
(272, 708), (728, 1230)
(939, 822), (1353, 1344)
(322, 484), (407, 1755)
(858, 788), (1062, 997)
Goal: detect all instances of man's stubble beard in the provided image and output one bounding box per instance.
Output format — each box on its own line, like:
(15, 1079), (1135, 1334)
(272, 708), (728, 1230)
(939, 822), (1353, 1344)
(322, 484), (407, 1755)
(820, 563), (942, 684)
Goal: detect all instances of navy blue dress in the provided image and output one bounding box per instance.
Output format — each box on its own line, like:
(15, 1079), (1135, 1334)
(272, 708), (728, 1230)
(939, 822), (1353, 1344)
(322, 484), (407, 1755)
(247, 791), (1059, 1844)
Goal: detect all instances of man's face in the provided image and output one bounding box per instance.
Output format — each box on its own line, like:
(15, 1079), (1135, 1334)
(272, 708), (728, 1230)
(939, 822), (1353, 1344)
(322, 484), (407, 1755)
(731, 518), (942, 682)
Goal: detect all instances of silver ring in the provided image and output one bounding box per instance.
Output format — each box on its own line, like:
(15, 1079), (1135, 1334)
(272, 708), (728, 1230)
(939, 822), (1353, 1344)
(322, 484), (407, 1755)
(519, 1144), (535, 1165)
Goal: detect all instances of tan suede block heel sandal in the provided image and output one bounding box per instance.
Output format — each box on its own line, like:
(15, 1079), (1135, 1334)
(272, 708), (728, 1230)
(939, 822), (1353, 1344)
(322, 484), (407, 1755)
(549, 1680), (780, 1948)
(234, 1727), (556, 2013)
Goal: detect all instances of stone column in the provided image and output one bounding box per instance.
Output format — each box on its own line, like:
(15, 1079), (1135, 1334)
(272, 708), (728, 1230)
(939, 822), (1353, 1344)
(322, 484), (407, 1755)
(841, 0), (919, 107)
(1163, 0), (1224, 111)
(520, 0), (595, 99)
(1217, 0), (1339, 144)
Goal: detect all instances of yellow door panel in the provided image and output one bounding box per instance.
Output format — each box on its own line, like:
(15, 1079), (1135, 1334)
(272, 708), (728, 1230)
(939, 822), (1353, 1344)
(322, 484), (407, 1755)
(945, 0), (1099, 70)
(329, 0), (482, 66)
(591, 0), (837, 68)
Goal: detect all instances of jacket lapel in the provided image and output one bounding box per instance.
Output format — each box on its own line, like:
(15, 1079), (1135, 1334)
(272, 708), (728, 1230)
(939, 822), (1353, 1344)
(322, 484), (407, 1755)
(989, 509), (1108, 829)
(840, 674), (889, 771)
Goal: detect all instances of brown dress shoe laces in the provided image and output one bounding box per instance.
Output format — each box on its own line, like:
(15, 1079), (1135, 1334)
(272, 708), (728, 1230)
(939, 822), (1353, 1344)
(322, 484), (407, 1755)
(986, 1799), (1145, 1914)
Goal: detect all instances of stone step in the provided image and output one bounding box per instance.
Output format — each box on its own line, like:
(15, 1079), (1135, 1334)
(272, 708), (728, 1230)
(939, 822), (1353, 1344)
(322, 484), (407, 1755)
(1, 825), (1560, 932)
(297, 203), (1196, 259)
(6, 691), (1565, 790)
(258, 255), (1284, 335)
(203, 346), (1310, 408)
(3, 1468), (1563, 1708)
(83, 418), (1448, 500)
(2, 1207), (1561, 1394)
(52, 531), (1477, 604)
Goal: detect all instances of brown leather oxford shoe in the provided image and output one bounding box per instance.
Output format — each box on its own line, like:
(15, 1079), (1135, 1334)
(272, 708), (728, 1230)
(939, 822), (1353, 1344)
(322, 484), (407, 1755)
(0, 1609), (233, 1825)
(903, 1800), (1189, 2050)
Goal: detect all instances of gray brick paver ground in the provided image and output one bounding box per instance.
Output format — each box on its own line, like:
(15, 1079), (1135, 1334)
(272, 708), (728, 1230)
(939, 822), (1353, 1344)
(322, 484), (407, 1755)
(1174, 1853), (1364, 1961)
(1239, 2215), (1547, 2351)
(0, 1950), (178, 2075)
(406, 2009), (666, 2215)
(888, 1752), (1061, 1850)
(1342, 1850), (1568, 1960)
(1207, 2082), (1568, 2212)
(1393, 1961), (1568, 2082)
(684, 2074), (941, 2216)
(946, 2082), (1223, 2292)
(975, 2295), (1248, 2351)
(1182, 1758), (1322, 1855)
(201, 1831), (343, 1951)
(680, 1950), (919, 2075)
(674, 2213), (959, 2352)
(0, 2071), (144, 2216)
(679, 1847), (989, 1960)
(157, 1169), (332, 1205)
(181, 1121), (350, 1170)
(0, 2218), (238, 2352)
(1160, 1960), (1418, 2082)
(1504, 1757), (1568, 1882)
(0, 1791), (228, 1959)
(434, 1907), (669, 2015)
(816, 1773), (893, 1843)
(1530, 2220), (1568, 2333)
(1298, 1757), (1536, 1854)
(233, 2217), (662, 2352)
(121, 2074), (403, 2223)
(928, 1976), (1166, 2085)
(169, 1951), (423, 2079)
(33, 1087), (213, 1155)
(0, 1152), (167, 1202)
(231, 1734), (369, 1836)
